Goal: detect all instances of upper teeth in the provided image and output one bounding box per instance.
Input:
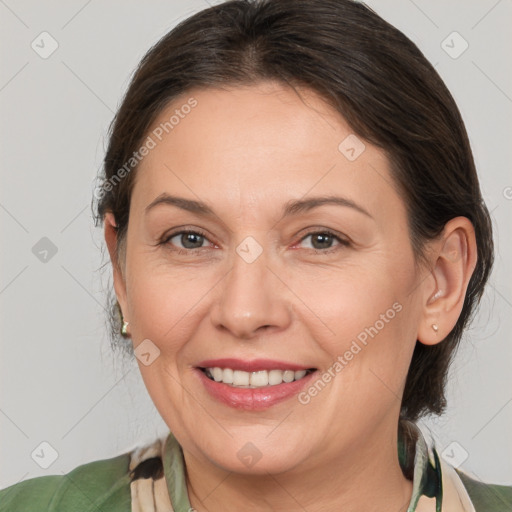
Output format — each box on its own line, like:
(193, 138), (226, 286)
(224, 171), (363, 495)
(204, 367), (311, 388)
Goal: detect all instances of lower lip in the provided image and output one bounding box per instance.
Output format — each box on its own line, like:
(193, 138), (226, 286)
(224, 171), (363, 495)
(195, 368), (317, 411)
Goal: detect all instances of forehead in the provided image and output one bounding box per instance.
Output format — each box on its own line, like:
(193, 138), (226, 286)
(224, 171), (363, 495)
(131, 82), (404, 225)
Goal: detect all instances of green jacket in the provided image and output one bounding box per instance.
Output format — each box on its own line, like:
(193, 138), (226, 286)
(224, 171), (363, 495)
(1, 423), (511, 511)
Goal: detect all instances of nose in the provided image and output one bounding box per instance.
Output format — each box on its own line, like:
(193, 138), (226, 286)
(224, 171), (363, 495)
(209, 245), (292, 340)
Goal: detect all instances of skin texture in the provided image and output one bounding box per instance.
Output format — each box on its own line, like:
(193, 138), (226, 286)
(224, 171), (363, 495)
(104, 81), (477, 512)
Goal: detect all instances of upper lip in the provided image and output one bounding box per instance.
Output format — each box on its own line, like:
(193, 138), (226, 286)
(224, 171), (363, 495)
(195, 358), (315, 372)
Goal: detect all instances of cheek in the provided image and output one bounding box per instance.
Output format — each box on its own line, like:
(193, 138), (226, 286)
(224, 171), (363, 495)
(290, 253), (418, 407)
(290, 256), (413, 350)
(124, 254), (219, 351)
(124, 264), (203, 410)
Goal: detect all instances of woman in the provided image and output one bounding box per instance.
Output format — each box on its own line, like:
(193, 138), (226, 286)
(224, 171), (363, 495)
(1, 0), (510, 510)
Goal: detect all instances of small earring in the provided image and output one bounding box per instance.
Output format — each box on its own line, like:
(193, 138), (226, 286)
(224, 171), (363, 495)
(121, 320), (129, 336)
(431, 323), (439, 333)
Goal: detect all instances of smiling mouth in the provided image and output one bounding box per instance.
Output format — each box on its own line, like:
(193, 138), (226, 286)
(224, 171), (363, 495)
(199, 367), (317, 388)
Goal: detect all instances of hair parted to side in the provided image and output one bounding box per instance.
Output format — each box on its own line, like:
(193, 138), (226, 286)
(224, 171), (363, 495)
(92, 0), (494, 422)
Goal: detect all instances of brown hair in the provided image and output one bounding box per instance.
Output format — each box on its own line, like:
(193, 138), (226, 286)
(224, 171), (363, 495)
(92, 0), (494, 422)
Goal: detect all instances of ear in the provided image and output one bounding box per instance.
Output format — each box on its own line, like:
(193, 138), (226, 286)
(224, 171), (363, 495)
(104, 212), (129, 323)
(417, 216), (478, 346)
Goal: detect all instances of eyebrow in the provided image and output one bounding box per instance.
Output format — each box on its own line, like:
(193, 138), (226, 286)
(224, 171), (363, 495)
(144, 193), (373, 219)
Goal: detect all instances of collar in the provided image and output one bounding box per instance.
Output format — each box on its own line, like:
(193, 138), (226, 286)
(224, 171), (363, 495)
(398, 420), (442, 511)
(397, 420), (476, 512)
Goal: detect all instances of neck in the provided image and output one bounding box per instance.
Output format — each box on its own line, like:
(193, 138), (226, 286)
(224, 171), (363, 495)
(183, 420), (414, 512)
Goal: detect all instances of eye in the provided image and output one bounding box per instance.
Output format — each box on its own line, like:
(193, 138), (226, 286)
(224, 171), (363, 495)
(159, 228), (350, 255)
(296, 230), (350, 253)
(160, 229), (213, 253)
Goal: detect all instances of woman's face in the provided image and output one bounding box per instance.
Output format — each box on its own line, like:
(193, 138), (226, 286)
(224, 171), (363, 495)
(110, 81), (429, 474)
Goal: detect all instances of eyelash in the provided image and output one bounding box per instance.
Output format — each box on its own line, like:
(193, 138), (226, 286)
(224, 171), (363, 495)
(158, 228), (351, 256)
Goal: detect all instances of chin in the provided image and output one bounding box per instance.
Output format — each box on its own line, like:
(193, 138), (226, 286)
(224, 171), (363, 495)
(195, 434), (309, 476)
(211, 451), (303, 476)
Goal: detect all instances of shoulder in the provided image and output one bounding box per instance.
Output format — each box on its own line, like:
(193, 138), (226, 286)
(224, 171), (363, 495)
(0, 451), (132, 512)
(455, 468), (512, 511)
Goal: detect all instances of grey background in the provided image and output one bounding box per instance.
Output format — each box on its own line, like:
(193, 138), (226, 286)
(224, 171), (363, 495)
(1, 0), (511, 490)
